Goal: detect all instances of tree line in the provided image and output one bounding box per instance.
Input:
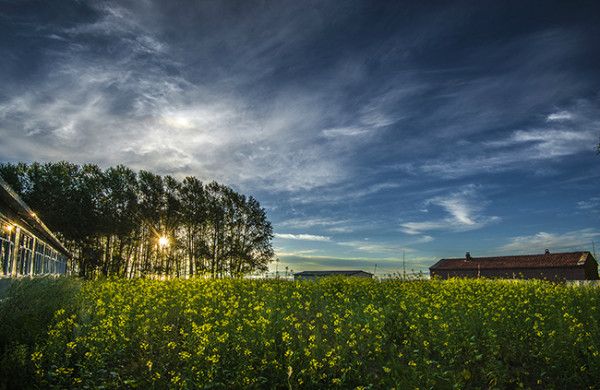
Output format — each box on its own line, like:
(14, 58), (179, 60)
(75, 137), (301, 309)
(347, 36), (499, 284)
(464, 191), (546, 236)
(0, 162), (274, 278)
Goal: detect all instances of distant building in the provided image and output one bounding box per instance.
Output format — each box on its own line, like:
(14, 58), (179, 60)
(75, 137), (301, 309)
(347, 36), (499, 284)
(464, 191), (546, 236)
(0, 176), (70, 277)
(293, 270), (373, 281)
(430, 251), (599, 281)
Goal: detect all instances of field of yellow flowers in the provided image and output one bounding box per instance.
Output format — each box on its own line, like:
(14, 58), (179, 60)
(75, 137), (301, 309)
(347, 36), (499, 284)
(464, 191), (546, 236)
(6, 277), (600, 388)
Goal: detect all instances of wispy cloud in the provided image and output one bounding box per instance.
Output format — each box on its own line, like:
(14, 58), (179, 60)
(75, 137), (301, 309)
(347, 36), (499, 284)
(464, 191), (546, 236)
(274, 233), (331, 242)
(420, 127), (597, 178)
(339, 234), (433, 252)
(577, 197), (600, 211)
(275, 249), (318, 256)
(277, 217), (350, 229)
(499, 229), (600, 253)
(290, 181), (402, 204)
(400, 186), (499, 235)
(277, 217), (357, 233)
(338, 241), (412, 254)
(327, 226), (355, 233)
(510, 129), (593, 157)
(546, 110), (573, 121)
(321, 127), (370, 138)
(62, 3), (167, 55)
(0, 2), (391, 192)
(400, 221), (448, 235)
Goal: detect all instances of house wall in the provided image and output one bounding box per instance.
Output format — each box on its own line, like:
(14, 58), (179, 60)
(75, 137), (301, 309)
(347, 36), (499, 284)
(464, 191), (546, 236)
(294, 275), (316, 281)
(431, 267), (588, 281)
(349, 273), (373, 278)
(584, 258), (600, 280)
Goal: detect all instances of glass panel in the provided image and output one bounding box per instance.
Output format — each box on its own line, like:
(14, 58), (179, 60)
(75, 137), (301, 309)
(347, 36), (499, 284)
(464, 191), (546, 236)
(0, 222), (16, 276)
(16, 232), (36, 276)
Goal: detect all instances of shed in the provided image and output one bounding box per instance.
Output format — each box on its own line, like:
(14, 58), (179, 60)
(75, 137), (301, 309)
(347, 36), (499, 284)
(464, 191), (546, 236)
(0, 175), (70, 277)
(293, 270), (373, 281)
(430, 251), (599, 281)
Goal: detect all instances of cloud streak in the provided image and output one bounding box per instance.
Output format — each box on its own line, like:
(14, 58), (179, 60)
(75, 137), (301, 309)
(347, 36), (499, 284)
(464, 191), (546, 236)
(419, 126), (597, 179)
(0, 2), (393, 192)
(499, 229), (600, 253)
(274, 233), (331, 242)
(546, 111), (573, 121)
(401, 186), (499, 235)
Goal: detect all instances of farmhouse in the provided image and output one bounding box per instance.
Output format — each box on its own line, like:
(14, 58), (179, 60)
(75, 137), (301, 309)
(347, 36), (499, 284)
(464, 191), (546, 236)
(293, 270), (373, 281)
(0, 175), (70, 277)
(430, 251), (599, 281)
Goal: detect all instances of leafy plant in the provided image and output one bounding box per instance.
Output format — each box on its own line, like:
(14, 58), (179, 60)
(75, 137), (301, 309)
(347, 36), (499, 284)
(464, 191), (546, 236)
(0, 277), (81, 390)
(25, 277), (600, 388)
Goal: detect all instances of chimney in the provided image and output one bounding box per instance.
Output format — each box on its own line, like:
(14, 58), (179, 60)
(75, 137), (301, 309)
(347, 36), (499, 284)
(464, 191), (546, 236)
(545, 249), (550, 255)
(465, 252), (472, 261)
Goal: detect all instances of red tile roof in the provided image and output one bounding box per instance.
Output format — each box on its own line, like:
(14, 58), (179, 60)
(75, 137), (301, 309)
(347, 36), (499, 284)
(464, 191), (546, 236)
(430, 251), (593, 270)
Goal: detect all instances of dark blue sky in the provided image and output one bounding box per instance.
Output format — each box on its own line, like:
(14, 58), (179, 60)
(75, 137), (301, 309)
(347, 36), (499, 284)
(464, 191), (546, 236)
(1, 1), (599, 274)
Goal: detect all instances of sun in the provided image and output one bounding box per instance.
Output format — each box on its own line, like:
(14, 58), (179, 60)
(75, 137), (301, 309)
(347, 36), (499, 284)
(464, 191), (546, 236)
(158, 235), (169, 248)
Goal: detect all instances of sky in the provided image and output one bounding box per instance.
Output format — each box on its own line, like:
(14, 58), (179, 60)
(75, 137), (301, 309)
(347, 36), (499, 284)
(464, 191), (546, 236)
(1, 1), (600, 275)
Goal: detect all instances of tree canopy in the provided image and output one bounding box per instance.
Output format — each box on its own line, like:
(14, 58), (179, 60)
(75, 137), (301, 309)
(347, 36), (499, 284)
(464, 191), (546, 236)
(0, 162), (274, 278)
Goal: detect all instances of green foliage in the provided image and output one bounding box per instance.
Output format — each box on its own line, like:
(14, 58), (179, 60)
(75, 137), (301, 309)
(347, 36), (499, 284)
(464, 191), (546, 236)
(22, 278), (600, 388)
(0, 277), (81, 390)
(0, 162), (274, 278)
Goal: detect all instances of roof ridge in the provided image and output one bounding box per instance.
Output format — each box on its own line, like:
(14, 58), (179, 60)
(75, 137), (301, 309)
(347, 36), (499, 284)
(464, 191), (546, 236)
(431, 251), (594, 271)
(440, 251), (589, 261)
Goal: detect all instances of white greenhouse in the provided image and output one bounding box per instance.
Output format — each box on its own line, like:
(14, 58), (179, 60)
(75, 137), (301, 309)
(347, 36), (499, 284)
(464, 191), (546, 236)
(0, 176), (70, 277)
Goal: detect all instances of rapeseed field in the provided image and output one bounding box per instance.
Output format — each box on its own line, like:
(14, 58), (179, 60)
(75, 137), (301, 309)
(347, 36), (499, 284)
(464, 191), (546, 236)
(9, 278), (600, 388)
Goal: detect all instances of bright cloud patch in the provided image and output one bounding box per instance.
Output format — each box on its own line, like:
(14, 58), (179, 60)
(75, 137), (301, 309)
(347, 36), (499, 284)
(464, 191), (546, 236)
(400, 186), (499, 235)
(546, 110), (573, 121)
(274, 233), (331, 242)
(322, 127), (369, 138)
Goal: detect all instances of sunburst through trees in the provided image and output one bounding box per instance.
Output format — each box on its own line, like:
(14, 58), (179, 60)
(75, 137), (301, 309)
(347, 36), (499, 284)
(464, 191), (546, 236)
(0, 162), (274, 278)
